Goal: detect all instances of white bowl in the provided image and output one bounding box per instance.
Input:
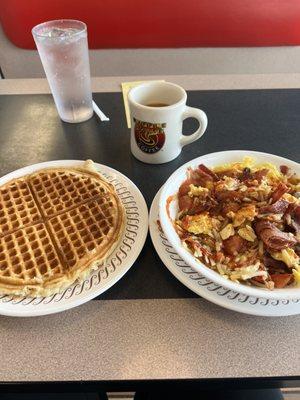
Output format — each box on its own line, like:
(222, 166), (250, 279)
(159, 150), (300, 300)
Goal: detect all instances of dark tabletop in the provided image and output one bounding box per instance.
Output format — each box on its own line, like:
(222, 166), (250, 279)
(0, 89), (299, 300)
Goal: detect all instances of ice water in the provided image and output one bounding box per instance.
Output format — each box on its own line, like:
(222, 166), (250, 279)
(33, 21), (93, 123)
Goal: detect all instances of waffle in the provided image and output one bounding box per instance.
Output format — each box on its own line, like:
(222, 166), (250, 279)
(0, 160), (125, 297)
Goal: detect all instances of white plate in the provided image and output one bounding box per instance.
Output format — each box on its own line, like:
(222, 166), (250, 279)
(150, 189), (300, 316)
(159, 150), (300, 300)
(0, 160), (148, 317)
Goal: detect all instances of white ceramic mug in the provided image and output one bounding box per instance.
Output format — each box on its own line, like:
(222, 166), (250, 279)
(128, 81), (208, 164)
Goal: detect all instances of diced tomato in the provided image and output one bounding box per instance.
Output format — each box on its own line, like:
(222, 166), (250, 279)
(223, 235), (246, 256)
(270, 273), (293, 288)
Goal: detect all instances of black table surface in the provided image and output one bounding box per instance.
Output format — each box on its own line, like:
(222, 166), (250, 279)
(0, 89), (299, 300)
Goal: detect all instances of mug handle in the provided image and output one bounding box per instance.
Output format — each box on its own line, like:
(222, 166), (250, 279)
(180, 106), (208, 147)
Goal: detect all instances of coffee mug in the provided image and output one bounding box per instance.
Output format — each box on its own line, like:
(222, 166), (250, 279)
(128, 81), (208, 164)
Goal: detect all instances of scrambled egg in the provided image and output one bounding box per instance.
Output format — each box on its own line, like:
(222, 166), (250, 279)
(271, 248), (300, 285)
(215, 177), (239, 192)
(188, 184), (209, 198)
(229, 204), (257, 227)
(256, 162), (283, 182)
(229, 262), (267, 281)
(183, 213), (220, 235)
(238, 225), (257, 242)
(293, 269), (300, 285)
(217, 260), (267, 282)
(255, 178), (272, 196)
(282, 193), (300, 205)
(271, 248), (299, 269)
(212, 156), (283, 183)
(213, 156), (255, 173)
(220, 223), (235, 240)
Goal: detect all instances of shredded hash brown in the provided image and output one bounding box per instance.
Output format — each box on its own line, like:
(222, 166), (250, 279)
(174, 157), (300, 289)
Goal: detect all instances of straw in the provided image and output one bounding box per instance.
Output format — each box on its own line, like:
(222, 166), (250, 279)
(92, 100), (109, 121)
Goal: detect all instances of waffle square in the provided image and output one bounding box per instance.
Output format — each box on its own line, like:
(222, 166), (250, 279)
(0, 179), (42, 237)
(48, 197), (122, 273)
(29, 168), (112, 218)
(0, 223), (62, 294)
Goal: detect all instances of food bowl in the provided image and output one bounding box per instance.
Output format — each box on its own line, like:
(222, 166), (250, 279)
(159, 150), (300, 300)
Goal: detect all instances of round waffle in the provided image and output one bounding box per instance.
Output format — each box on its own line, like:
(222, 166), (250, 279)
(0, 160), (125, 297)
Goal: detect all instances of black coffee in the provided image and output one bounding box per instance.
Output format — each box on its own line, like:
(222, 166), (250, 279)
(145, 102), (169, 107)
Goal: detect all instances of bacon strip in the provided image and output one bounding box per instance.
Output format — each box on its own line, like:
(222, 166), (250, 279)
(178, 194), (193, 211)
(215, 190), (242, 202)
(285, 204), (300, 234)
(179, 179), (193, 196)
(255, 220), (297, 250)
(178, 195), (214, 214)
(271, 183), (289, 203)
(291, 205), (300, 234)
(270, 273), (293, 288)
(188, 169), (213, 187)
(294, 205), (300, 224)
(198, 164), (219, 181)
(223, 235), (246, 255)
(221, 201), (240, 217)
(259, 199), (289, 214)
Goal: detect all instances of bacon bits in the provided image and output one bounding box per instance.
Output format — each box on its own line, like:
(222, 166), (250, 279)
(280, 165), (290, 175)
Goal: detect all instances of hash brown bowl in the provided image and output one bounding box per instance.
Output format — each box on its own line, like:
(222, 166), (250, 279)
(159, 150), (300, 300)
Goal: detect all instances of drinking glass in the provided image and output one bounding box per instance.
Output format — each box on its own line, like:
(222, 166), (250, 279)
(32, 19), (93, 123)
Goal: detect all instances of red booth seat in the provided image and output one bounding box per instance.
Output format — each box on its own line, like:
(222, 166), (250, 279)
(1, 0), (300, 49)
